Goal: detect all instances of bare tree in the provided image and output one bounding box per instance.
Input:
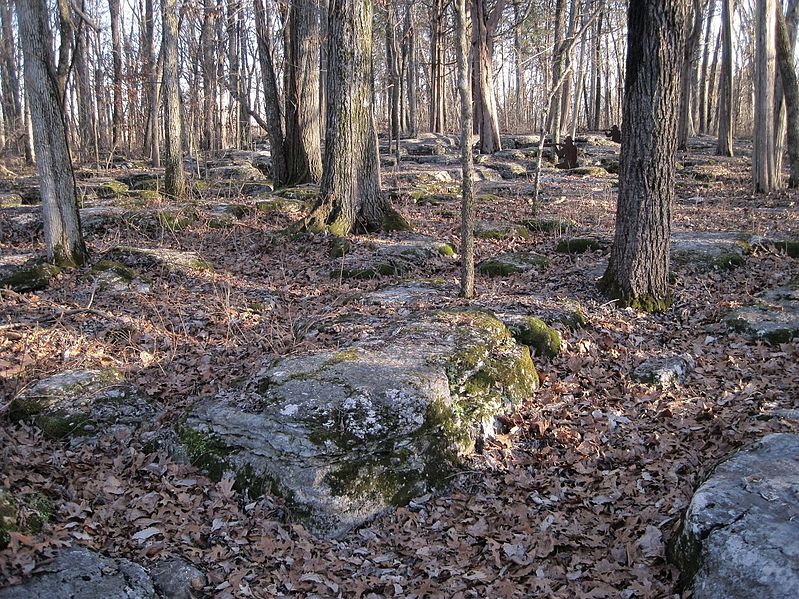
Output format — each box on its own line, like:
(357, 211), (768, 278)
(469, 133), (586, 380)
(17, 0), (87, 266)
(471, 0), (504, 153)
(753, 0), (778, 193)
(162, 0), (185, 197)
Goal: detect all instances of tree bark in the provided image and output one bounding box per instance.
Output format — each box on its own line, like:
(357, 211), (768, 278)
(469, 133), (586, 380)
(285, 0), (323, 184)
(470, 0), (504, 154)
(753, 0), (778, 193)
(599, 0), (689, 311)
(455, 0), (475, 298)
(254, 0), (288, 185)
(162, 0), (185, 198)
(17, 0), (87, 266)
(677, 0), (707, 150)
(429, 0), (446, 133)
(716, 0), (733, 156)
(304, 0), (405, 235)
(776, 1), (799, 187)
(109, 0), (124, 148)
(201, 0), (218, 152)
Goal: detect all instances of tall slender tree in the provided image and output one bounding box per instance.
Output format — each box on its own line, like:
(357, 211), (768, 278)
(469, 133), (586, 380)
(17, 0), (87, 266)
(456, 0), (475, 298)
(599, 0), (689, 311)
(162, 0), (185, 198)
(716, 0), (734, 156)
(753, 0), (778, 193)
(471, 0), (504, 153)
(776, 1), (799, 187)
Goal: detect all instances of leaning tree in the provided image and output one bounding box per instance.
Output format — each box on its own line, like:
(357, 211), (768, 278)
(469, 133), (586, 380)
(302, 0), (407, 235)
(17, 0), (87, 267)
(599, 0), (690, 311)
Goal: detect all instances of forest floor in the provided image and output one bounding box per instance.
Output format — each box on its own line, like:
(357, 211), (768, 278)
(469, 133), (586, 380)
(1, 135), (798, 598)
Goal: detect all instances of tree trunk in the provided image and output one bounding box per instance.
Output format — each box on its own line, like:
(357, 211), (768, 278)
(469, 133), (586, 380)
(304, 0), (405, 235)
(429, 0), (446, 133)
(677, 0), (706, 150)
(201, 0), (217, 152)
(716, 0), (733, 156)
(698, 0), (715, 133)
(599, 0), (688, 312)
(403, 5), (417, 136)
(455, 0), (475, 298)
(776, 1), (799, 187)
(109, 0), (123, 148)
(548, 0), (567, 145)
(74, 5), (96, 164)
(0, 0), (23, 156)
(162, 0), (185, 198)
(285, 0), (323, 184)
(17, 0), (87, 266)
(386, 6), (401, 147)
(254, 0), (288, 185)
(591, 6), (603, 129)
(754, 0), (778, 193)
(470, 0), (504, 154)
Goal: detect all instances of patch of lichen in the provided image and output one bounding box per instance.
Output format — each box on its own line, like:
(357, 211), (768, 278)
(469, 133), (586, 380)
(477, 253), (549, 277)
(567, 166), (608, 177)
(96, 180), (129, 198)
(437, 243), (456, 257)
(176, 425), (237, 484)
(0, 263), (61, 293)
(555, 237), (606, 254)
(324, 348), (361, 366)
(508, 317), (562, 359)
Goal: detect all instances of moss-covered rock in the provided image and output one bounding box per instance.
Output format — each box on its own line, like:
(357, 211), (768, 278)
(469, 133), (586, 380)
(126, 190), (162, 202)
(477, 252), (549, 277)
(335, 236), (455, 280)
(502, 316), (562, 358)
(157, 208), (198, 231)
(671, 231), (750, 270)
(0, 490), (53, 550)
(254, 197), (308, 216)
(474, 221), (529, 240)
(96, 180), (129, 199)
(103, 245), (212, 273)
(8, 369), (153, 440)
(726, 284), (799, 344)
(520, 217), (576, 233)
(180, 308), (537, 538)
(0, 260), (60, 293)
(555, 237), (608, 254)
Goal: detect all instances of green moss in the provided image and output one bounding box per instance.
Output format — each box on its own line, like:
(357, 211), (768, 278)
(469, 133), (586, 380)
(337, 261), (406, 280)
(714, 252), (746, 270)
(96, 180), (129, 198)
(477, 253), (549, 277)
(382, 207), (414, 232)
(193, 180), (210, 192)
(0, 263), (61, 293)
(559, 305), (588, 330)
(477, 193), (501, 203)
(508, 317), (562, 359)
(177, 425), (235, 483)
(126, 190), (161, 202)
(598, 276), (672, 313)
(0, 193), (23, 207)
(437, 243), (456, 257)
(327, 216), (349, 238)
(8, 395), (95, 439)
(325, 348), (360, 365)
(91, 260), (136, 282)
(188, 258), (214, 272)
(555, 237), (606, 254)
(0, 490), (16, 550)
(157, 209), (198, 231)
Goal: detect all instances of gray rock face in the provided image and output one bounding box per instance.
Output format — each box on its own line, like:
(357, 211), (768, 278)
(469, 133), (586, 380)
(632, 354), (695, 388)
(8, 369), (153, 440)
(358, 280), (451, 307)
(477, 251), (549, 277)
(0, 548), (155, 599)
(0, 252), (58, 292)
(181, 310), (538, 538)
(671, 231), (748, 267)
(104, 246), (212, 273)
(670, 434), (799, 599)
(726, 284), (799, 344)
(150, 556), (206, 599)
(206, 163), (264, 181)
(337, 236), (455, 279)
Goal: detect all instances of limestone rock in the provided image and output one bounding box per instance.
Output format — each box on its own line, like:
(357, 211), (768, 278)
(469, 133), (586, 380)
(726, 284), (799, 344)
(104, 246), (213, 273)
(477, 252), (549, 277)
(180, 310), (538, 538)
(0, 253), (59, 293)
(357, 280), (452, 307)
(500, 315), (562, 359)
(95, 180), (129, 199)
(632, 354), (695, 387)
(150, 556), (206, 599)
(474, 221), (529, 240)
(671, 231), (749, 269)
(555, 237), (608, 254)
(8, 369), (153, 440)
(206, 163), (263, 181)
(670, 433), (799, 599)
(337, 236), (455, 280)
(0, 547), (155, 599)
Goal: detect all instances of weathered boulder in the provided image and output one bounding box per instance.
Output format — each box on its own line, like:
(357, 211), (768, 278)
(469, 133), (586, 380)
(671, 231), (749, 269)
(477, 251), (549, 277)
(150, 556), (206, 599)
(670, 433), (799, 599)
(89, 260), (151, 293)
(632, 354), (695, 387)
(0, 548), (156, 599)
(357, 280), (452, 307)
(206, 163), (264, 181)
(726, 284), (799, 344)
(336, 236), (455, 279)
(104, 246), (213, 273)
(555, 237), (608, 254)
(95, 180), (129, 199)
(8, 369), (153, 440)
(474, 220), (529, 240)
(180, 310), (538, 538)
(117, 173), (160, 191)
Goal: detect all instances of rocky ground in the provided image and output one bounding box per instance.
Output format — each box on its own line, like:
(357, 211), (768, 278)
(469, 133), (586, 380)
(0, 133), (798, 598)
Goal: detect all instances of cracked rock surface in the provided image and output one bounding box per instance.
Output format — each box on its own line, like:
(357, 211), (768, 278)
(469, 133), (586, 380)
(670, 433), (799, 599)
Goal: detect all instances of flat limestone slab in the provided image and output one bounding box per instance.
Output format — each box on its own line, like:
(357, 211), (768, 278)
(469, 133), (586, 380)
(181, 310), (538, 538)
